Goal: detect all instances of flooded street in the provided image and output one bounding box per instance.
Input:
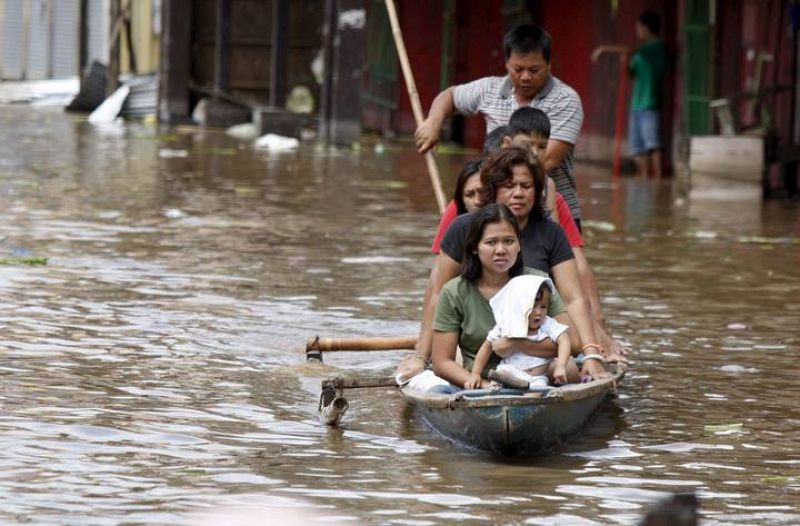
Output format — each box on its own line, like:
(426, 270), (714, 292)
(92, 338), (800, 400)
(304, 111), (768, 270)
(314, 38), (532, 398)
(0, 105), (797, 525)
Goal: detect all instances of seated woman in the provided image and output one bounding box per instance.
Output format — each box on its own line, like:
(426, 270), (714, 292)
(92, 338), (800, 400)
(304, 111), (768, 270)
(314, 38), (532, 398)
(399, 147), (609, 383)
(427, 203), (568, 390)
(430, 159), (484, 255)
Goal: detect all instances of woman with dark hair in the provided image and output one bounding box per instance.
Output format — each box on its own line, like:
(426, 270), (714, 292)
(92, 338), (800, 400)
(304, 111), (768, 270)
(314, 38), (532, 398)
(400, 147), (609, 383)
(430, 203), (568, 388)
(430, 159), (484, 254)
(453, 159), (484, 215)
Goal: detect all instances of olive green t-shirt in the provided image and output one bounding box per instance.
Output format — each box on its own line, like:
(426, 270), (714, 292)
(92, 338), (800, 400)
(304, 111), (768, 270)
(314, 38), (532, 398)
(433, 268), (566, 377)
(629, 39), (668, 111)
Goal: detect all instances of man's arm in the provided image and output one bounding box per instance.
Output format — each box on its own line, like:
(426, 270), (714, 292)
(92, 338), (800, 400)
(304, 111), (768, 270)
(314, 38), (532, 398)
(591, 45), (630, 63)
(550, 258), (609, 379)
(545, 178), (559, 222)
(414, 87), (456, 154)
(573, 246), (605, 328)
(542, 139), (573, 172)
(396, 253), (461, 379)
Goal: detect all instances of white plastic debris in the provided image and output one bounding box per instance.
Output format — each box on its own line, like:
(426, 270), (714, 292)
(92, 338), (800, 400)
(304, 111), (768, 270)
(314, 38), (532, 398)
(254, 133), (299, 150)
(164, 209), (186, 219)
(226, 123), (259, 140)
(158, 149), (189, 159)
(88, 85), (131, 124)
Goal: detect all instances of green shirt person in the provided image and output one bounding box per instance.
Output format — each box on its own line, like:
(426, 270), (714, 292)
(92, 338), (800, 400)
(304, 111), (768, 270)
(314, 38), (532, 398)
(592, 10), (669, 178)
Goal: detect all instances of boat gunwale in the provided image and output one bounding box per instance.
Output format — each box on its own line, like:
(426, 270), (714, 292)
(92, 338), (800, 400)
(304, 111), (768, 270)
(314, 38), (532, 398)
(401, 364), (626, 409)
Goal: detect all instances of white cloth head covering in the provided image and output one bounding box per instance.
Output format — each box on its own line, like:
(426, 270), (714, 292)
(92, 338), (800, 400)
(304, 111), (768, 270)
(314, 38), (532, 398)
(489, 275), (554, 338)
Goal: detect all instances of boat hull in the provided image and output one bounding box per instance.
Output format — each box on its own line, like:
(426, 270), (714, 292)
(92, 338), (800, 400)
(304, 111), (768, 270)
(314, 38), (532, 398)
(401, 365), (625, 455)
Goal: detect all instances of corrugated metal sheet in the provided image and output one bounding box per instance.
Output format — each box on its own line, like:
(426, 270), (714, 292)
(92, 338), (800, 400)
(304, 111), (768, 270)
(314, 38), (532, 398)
(2, 0), (101, 81)
(51, 0), (79, 78)
(2, 0), (25, 79)
(26, 0), (50, 80)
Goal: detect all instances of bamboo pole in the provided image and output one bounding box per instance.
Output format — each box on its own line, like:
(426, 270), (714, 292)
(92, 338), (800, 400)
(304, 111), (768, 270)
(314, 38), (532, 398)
(307, 336), (417, 353)
(384, 0), (447, 213)
(322, 375), (398, 389)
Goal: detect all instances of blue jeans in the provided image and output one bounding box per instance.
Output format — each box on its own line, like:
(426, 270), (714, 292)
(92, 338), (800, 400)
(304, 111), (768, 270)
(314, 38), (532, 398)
(628, 109), (661, 156)
(428, 384), (462, 395)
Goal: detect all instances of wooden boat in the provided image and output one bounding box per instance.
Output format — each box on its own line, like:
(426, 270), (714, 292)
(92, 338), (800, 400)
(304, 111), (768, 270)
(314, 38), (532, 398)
(399, 364), (627, 455)
(310, 337), (627, 455)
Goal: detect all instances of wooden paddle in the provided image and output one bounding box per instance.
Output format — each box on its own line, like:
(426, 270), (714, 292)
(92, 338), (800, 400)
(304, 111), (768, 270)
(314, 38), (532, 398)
(306, 335), (417, 362)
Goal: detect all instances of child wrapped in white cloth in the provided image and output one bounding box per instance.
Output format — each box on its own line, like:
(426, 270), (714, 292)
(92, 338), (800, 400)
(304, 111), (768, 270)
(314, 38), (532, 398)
(466, 275), (575, 390)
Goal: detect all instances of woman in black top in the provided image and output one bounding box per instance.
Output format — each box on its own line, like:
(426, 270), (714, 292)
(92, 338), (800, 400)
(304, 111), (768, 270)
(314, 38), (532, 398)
(399, 147), (608, 382)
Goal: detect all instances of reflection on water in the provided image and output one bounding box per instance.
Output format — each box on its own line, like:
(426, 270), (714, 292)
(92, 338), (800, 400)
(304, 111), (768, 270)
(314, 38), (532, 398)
(0, 106), (797, 525)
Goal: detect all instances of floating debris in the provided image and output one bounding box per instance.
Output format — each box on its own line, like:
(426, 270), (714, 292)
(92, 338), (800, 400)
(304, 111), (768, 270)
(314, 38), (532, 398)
(581, 220), (616, 232)
(226, 123), (259, 140)
(0, 256), (48, 266)
(164, 209), (186, 219)
(726, 323), (747, 330)
(720, 364), (759, 373)
(341, 256), (411, 264)
(196, 147), (238, 156)
(693, 230), (718, 239)
(88, 85), (130, 124)
(761, 475), (798, 485)
(255, 134), (299, 151)
(703, 423), (744, 436)
(737, 236), (799, 245)
(158, 149), (189, 159)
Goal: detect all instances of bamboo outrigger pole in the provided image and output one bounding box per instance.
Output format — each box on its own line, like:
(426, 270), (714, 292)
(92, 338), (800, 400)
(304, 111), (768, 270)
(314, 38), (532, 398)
(306, 335), (417, 362)
(384, 0), (448, 213)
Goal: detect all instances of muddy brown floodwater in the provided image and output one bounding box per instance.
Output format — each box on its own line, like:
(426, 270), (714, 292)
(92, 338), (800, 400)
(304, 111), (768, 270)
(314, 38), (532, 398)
(0, 106), (797, 525)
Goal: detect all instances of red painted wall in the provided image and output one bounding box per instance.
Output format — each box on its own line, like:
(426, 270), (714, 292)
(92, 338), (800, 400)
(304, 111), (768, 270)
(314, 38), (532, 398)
(391, 0), (504, 147)
(389, 1), (682, 168)
(393, 1), (443, 134)
(533, 0), (594, 130)
(454, 0), (504, 149)
(540, 1), (677, 170)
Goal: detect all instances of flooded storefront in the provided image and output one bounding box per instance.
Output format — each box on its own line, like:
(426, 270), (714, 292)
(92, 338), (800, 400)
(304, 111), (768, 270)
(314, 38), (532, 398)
(0, 105), (797, 525)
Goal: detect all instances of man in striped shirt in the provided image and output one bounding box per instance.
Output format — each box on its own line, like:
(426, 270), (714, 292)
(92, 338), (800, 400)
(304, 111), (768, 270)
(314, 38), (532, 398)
(415, 24), (585, 228)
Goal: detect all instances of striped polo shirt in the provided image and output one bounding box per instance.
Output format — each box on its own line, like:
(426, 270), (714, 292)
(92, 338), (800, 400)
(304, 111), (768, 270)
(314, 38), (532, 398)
(453, 75), (584, 220)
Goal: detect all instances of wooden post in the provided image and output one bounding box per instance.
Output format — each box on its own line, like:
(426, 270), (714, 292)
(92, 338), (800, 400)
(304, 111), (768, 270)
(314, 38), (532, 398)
(79, 0), (88, 76)
(107, 0), (121, 96)
(214, 0), (231, 93)
(327, 0), (366, 145)
(318, 0), (336, 142)
(158, 0), (192, 123)
(123, 0), (137, 74)
(269, 0), (289, 108)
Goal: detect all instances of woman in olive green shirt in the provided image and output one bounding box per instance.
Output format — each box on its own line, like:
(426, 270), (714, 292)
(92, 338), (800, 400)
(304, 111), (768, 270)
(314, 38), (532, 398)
(432, 203), (567, 389)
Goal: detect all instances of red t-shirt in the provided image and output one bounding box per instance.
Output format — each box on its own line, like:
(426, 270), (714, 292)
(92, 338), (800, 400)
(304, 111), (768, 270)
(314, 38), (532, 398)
(431, 199), (459, 254)
(556, 192), (584, 248)
(430, 194), (584, 253)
